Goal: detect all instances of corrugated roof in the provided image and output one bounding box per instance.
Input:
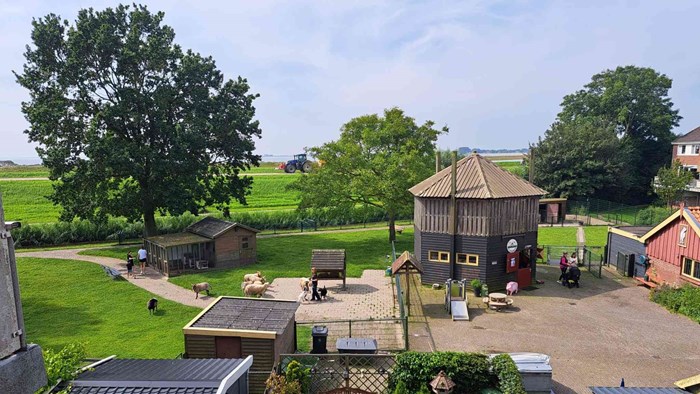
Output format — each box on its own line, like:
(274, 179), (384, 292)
(391, 251), (423, 275)
(409, 153), (547, 199)
(589, 387), (688, 394)
(672, 126), (700, 144)
(69, 388), (217, 394)
(146, 232), (211, 247)
(190, 297), (298, 334)
(77, 358), (243, 382)
(187, 217), (260, 239)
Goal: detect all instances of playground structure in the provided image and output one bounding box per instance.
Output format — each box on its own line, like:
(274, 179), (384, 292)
(444, 279), (469, 321)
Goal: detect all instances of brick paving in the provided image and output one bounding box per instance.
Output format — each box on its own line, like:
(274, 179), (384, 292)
(410, 266), (700, 393)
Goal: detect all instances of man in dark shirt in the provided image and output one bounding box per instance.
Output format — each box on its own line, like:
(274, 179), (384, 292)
(311, 267), (321, 301)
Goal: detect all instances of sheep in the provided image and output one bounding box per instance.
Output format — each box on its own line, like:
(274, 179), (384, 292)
(243, 272), (263, 282)
(395, 225), (405, 235)
(299, 277), (310, 290)
(240, 279), (265, 290)
(192, 282), (212, 299)
(244, 282), (270, 297)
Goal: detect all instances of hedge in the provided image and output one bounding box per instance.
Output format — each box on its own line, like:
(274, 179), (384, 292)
(650, 284), (700, 323)
(389, 352), (492, 393)
(491, 354), (526, 394)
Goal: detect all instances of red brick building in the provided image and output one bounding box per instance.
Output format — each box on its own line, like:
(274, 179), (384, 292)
(671, 126), (700, 205)
(640, 206), (700, 287)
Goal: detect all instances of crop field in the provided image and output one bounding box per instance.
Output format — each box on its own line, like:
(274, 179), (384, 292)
(17, 257), (199, 358)
(0, 175), (300, 223)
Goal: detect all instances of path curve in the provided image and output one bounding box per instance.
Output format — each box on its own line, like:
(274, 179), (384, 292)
(19, 249), (212, 308)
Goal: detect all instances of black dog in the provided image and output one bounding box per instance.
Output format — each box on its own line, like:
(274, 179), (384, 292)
(147, 298), (158, 315)
(319, 286), (328, 300)
(565, 266), (581, 288)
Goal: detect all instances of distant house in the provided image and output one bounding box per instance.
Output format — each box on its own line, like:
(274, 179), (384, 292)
(671, 126), (700, 205)
(144, 217), (259, 276)
(53, 357), (253, 394)
(639, 206), (700, 287)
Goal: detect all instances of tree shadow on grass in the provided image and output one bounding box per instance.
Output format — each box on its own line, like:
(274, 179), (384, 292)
(23, 298), (101, 346)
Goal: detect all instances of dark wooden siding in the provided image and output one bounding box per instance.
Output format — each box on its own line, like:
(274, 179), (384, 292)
(184, 335), (215, 358)
(225, 373), (248, 394)
(607, 233), (646, 276)
(214, 227), (257, 269)
(274, 319), (296, 363)
(418, 230), (452, 284)
(484, 232), (537, 291)
(454, 235), (488, 282)
(242, 338), (274, 394)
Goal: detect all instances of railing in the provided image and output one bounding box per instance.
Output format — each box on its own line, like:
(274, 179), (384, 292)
(296, 318), (407, 353)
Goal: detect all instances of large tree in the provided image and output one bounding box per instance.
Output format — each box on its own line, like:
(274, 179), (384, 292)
(555, 65), (681, 202)
(533, 118), (626, 198)
(290, 107), (447, 241)
(653, 160), (693, 207)
(15, 4), (261, 236)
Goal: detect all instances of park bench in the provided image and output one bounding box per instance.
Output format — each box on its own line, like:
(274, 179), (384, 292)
(311, 249), (346, 289)
(101, 265), (122, 280)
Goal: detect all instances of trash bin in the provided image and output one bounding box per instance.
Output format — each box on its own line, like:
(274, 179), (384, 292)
(311, 325), (328, 354)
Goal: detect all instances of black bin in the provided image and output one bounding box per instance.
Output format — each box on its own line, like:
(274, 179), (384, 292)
(311, 326), (328, 354)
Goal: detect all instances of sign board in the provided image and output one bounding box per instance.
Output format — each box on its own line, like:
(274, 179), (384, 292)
(506, 252), (519, 273)
(506, 239), (518, 253)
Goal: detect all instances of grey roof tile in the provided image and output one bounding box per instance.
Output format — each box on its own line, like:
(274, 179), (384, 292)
(191, 297), (298, 334)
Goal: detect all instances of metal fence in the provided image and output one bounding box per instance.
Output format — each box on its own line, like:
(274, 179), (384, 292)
(568, 198), (672, 226)
(296, 318), (406, 353)
(278, 353), (395, 394)
(538, 245), (603, 278)
(585, 246), (604, 278)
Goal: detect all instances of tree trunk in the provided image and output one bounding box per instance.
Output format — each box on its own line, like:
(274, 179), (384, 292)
(143, 206), (157, 237)
(388, 215), (396, 242)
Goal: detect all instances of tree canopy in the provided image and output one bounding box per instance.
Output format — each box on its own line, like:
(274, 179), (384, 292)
(290, 107), (447, 241)
(15, 4), (261, 235)
(551, 65), (681, 202)
(653, 160), (693, 207)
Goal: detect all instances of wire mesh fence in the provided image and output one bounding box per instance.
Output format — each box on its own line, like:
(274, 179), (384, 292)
(537, 245), (603, 278)
(278, 353), (396, 394)
(568, 198), (672, 226)
(296, 318), (406, 353)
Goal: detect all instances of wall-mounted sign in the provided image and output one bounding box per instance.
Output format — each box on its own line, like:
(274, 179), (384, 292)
(507, 239), (518, 253)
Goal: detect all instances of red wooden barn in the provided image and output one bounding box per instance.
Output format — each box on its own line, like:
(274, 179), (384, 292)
(640, 206), (700, 287)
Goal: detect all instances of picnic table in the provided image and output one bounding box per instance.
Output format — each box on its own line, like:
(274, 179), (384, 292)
(484, 292), (513, 311)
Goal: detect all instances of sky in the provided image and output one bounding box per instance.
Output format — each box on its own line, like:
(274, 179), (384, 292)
(1, 0), (700, 163)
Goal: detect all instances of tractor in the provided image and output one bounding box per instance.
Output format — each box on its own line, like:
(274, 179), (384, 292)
(282, 153), (313, 173)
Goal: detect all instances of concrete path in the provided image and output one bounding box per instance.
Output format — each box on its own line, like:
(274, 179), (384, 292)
(19, 249), (213, 308)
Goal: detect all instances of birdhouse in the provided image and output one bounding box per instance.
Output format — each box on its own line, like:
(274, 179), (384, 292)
(429, 370), (456, 394)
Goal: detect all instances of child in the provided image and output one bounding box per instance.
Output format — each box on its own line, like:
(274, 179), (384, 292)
(126, 251), (135, 279)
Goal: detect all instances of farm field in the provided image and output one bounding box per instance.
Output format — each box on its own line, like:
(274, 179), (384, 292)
(0, 175), (300, 223)
(17, 257), (199, 358)
(0, 165), (49, 178)
(81, 227), (415, 296)
(537, 226), (578, 246)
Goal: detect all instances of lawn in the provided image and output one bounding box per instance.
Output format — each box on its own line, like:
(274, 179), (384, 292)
(0, 165), (49, 178)
(81, 228), (414, 296)
(537, 226), (578, 246)
(0, 175), (300, 224)
(17, 257), (199, 358)
(584, 226), (608, 247)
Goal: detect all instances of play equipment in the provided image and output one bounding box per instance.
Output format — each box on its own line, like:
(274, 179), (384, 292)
(283, 153), (313, 173)
(444, 279), (469, 321)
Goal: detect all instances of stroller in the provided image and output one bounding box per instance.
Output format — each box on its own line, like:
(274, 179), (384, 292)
(562, 265), (581, 288)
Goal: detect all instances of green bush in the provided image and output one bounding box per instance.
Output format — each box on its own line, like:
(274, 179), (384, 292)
(491, 354), (526, 394)
(635, 206), (673, 226)
(650, 284), (700, 323)
(285, 360), (310, 393)
(470, 278), (483, 291)
(40, 343), (86, 394)
(389, 351), (492, 393)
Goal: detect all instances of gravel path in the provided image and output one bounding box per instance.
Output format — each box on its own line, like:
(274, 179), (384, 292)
(19, 249), (213, 308)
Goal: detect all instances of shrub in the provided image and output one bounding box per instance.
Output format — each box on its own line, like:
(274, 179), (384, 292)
(635, 206), (673, 226)
(265, 372), (301, 394)
(491, 354), (526, 394)
(285, 360), (310, 393)
(40, 343), (86, 394)
(389, 351), (492, 393)
(650, 284), (700, 323)
(470, 279), (482, 291)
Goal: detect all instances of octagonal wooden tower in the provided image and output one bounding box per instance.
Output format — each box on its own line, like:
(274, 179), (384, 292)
(410, 153), (547, 290)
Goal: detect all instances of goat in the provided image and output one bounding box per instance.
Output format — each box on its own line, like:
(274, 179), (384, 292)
(244, 282), (270, 297)
(147, 298), (158, 315)
(192, 282), (211, 299)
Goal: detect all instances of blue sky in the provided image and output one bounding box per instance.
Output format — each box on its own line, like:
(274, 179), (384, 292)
(2, 0), (700, 163)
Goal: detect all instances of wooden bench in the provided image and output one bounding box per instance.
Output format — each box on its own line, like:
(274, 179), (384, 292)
(311, 249), (346, 289)
(634, 277), (657, 288)
(101, 265), (122, 280)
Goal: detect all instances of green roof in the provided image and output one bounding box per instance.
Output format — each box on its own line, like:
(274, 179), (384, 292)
(146, 232), (211, 247)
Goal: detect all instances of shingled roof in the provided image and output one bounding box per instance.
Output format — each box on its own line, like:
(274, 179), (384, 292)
(186, 217), (259, 239)
(391, 251), (423, 275)
(672, 126), (700, 144)
(409, 153), (547, 199)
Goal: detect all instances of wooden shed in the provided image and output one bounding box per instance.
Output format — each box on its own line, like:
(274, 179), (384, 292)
(144, 217), (259, 276)
(311, 249), (346, 288)
(410, 153), (547, 291)
(183, 296), (299, 393)
(606, 226), (652, 278)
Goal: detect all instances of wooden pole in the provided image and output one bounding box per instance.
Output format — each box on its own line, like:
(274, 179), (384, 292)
(449, 151), (457, 280)
(405, 268), (410, 317)
(436, 150), (441, 174)
(528, 147), (535, 182)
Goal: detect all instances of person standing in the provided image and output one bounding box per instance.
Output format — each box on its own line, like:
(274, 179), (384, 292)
(137, 246), (147, 275)
(569, 251), (578, 267)
(126, 251), (135, 279)
(558, 252), (569, 283)
(310, 267), (321, 301)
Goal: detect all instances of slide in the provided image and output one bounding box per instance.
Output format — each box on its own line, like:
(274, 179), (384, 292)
(451, 299), (469, 321)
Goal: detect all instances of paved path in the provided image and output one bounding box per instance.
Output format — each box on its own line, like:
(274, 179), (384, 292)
(19, 249), (213, 308)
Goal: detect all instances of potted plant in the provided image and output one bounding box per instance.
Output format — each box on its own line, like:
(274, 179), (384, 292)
(470, 279), (482, 297)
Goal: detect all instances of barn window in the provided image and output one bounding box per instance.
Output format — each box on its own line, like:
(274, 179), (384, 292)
(429, 250), (449, 263)
(457, 253), (479, 266)
(242, 237), (249, 249)
(682, 257), (700, 280)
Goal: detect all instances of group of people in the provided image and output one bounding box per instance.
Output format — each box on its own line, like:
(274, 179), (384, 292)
(558, 251), (581, 288)
(126, 247), (148, 279)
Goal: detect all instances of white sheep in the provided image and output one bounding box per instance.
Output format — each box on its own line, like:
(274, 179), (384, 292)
(299, 277), (310, 290)
(192, 282), (211, 299)
(240, 279), (264, 290)
(244, 282), (270, 297)
(243, 272), (263, 282)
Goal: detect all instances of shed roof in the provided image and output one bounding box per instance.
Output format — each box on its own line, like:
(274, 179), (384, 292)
(61, 357), (251, 394)
(391, 251), (424, 275)
(409, 153), (547, 199)
(589, 387), (688, 394)
(311, 249), (346, 270)
(146, 232), (211, 247)
(187, 217), (260, 239)
(672, 126), (700, 144)
(184, 297), (298, 338)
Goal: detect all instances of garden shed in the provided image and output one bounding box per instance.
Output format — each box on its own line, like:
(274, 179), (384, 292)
(144, 217), (259, 276)
(539, 197), (567, 224)
(606, 226), (652, 278)
(311, 249), (347, 288)
(410, 152), (547, 291)
(183, 296), (299, 393)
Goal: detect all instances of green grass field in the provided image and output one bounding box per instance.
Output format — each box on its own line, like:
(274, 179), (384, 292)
(537, 226), (578, 246)
(17, 257), (199, 358)
(583, 226), (608, 247)
(0, 165), (49, 178)
(81, 228), (414, 296)
(0, 175), (299, 223)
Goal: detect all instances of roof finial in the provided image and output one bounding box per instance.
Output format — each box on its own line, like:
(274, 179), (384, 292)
(471, 149), (478, 155)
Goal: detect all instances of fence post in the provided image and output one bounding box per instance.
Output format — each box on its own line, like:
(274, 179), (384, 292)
(349, 320), (352, 338)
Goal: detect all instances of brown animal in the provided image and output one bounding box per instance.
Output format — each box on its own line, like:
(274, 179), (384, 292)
(192, 282), (211, 299)
(395, 225), (404, 235)
(243, 282), (270, 297)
